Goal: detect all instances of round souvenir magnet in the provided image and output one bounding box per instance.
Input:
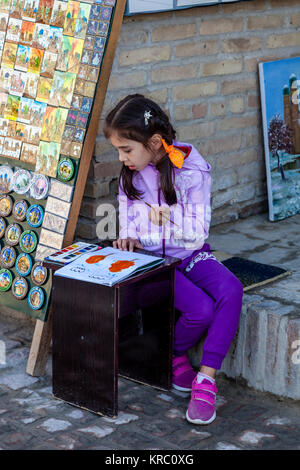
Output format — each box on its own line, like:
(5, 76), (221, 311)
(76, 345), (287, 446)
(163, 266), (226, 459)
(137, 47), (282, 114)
(19, 230), (37, 253)
(26, 204), (44, 228)
(57, 158), (74, 182)
(28, 286), (44, 310)
(0, 217), (6, 239)
(13, 199), (28, 222)
(5, 223), (22, 246)
(0, 165), (14, 195)
(31, 262), (48, 286)
(12, 276), (28, 300)
(0, 195), (13, 217)
(0, 268), (13, 292)
(10, 169), (31, 195)
(30, 174), (49, 200)
(16, 252), (32, 277)
(0, 246), (16, 269)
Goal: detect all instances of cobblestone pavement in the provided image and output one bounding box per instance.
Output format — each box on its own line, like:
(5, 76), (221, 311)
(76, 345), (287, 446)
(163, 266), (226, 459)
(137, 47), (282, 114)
(0, 212), (300, 450)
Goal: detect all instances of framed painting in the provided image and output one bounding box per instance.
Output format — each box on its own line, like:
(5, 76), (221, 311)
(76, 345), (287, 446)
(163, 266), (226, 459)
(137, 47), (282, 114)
(259, 57), (300, 221)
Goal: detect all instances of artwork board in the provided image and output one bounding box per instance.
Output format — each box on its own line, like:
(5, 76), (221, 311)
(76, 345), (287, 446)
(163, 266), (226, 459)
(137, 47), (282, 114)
(259, 57), (300, 221)
(0, 0), (125, 326)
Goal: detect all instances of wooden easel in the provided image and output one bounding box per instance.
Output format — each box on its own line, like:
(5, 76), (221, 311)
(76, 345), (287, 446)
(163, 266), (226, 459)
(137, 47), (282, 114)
(26, 0), (127, 377)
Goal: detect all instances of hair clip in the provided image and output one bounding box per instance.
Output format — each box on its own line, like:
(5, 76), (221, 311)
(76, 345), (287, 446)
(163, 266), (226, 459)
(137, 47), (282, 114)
(144, 110), (152, 126)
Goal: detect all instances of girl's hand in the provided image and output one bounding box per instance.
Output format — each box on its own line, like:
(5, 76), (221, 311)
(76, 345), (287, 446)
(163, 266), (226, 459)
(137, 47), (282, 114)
(148, 206), (170, 226)
(113, 237), (144, 252)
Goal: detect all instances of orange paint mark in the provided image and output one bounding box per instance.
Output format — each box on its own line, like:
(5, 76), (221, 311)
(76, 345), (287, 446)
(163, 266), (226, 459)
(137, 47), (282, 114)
(109, 260), (135, 272)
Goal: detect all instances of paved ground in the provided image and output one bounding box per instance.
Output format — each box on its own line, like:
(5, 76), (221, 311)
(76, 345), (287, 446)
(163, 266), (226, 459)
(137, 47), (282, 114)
(0, 211), (300, 450)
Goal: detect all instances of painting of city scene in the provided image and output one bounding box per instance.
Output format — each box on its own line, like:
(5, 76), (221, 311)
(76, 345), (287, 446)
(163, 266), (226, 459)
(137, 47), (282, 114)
(259, 56), (300, 221)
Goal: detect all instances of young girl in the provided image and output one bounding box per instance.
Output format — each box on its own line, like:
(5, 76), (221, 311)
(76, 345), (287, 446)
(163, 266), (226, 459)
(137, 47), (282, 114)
(104, 94), (244, 425)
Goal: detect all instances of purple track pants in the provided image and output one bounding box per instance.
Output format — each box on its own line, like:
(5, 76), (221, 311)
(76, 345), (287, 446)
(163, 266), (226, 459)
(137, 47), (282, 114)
(173, 243), (244, 370)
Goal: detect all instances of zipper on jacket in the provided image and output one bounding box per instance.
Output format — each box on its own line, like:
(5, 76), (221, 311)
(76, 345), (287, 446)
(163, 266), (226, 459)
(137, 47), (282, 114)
(158, 186), (166, 257)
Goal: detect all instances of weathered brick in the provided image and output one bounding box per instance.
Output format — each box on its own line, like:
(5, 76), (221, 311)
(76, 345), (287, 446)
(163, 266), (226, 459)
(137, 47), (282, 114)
(289, 13), (300, 27)
(215, 148), (259, 170)
(236, 160), (266, 185)
(94, 140), (115, 158)
(247, 15), (285, 30)
(75, 219), (97, 240)
(221, 77), (257, 94)
(200, 134), (242, 157)
(84, 180), (111, 199)
(270, 0), (300, 7)
(152, 23), (196, 42)
(201, 60), (243, 77)
(174, 105), (190, 121)
(88, 160), (122, 179)
(211, 169), (238, 192)
(248, 94), (260, 109)
(222, 0), (266, 13)
(177, 122), (215, 141)
(266, 33), (300, 49)
(119, 46), (170, 66)
(210, 101), (226, 117)
(222, 37), (263, 53)
(80, 198), (98, 219)
(108, 71), (147, 90)
(118, 28), (148, 46)
(173, 82), (218, 101)
(229, 97), (244, 114)
(200, 18), (243, 35)
(217, 114), (258, 132)
(123, 11), (172, 23)
(175, 40), (219, 58)
(151, 64), (197, 83)
(145, 88), (168, 104)
(192, 103), (208, 119)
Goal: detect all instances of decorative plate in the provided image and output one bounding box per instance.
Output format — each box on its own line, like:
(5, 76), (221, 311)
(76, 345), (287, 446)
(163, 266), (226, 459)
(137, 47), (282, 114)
(12, 276), (28, 300)
(31, 262), (48, 286)
(10, 169), (31, 194)
(5, 223), (22, 246)
(28, 286), (44, 310)
(19, 230), (37, 253)
(0, 217), (6, 239)
(0, 268), (12, 292)
(30, 174), (49, 200)
(16, 253), (32, 277)
(26, 205), (44, 228)
(0, 195), (13, 217)
(0, 165), (14, 195)
(13, 199), (28, 222)
(0, 246), (16, 269)
(57, 158), (74, 182)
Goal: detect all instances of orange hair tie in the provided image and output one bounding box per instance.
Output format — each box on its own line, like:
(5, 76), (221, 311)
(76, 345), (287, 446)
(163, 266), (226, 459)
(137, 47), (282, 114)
(161, 139), (184, 169)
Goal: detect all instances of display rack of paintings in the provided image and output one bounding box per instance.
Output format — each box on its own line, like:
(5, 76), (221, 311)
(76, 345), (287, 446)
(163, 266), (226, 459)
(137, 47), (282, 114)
(0, 0), (119, 323)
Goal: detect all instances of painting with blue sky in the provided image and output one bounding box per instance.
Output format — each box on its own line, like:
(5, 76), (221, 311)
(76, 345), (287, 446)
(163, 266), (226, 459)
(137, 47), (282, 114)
(259, 56), (300, 222)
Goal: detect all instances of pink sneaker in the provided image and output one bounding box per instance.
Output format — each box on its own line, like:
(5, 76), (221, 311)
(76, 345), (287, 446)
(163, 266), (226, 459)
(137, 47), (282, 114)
(186, 377), (218, 425)
(172, 355), (197, 392)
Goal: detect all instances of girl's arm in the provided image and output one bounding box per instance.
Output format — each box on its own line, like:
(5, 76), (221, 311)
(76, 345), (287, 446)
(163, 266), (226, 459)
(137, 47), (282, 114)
(168, 171), (211, 249)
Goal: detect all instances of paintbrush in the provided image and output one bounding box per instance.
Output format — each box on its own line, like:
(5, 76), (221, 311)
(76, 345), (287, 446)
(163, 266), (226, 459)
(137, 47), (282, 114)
(136, 196), (180, 227)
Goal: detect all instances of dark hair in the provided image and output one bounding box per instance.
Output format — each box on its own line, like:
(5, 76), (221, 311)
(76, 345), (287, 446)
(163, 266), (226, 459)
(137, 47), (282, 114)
(104, 94), (177, 206)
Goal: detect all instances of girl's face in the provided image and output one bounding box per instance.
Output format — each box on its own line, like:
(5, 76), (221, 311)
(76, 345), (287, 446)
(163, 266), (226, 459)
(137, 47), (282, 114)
(109, 132), (163, 172)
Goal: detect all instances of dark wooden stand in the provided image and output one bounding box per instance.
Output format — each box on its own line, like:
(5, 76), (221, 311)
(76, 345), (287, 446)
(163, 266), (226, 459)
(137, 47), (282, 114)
(45, 247), (181, 417)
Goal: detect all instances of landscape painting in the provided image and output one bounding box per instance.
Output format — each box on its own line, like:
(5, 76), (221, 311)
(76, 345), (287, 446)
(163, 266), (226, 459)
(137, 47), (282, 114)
(259, 57), (300, 221)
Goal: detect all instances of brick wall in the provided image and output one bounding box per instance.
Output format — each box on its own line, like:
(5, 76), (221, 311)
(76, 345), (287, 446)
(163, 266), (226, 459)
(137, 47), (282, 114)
(76, 0), (300, 241)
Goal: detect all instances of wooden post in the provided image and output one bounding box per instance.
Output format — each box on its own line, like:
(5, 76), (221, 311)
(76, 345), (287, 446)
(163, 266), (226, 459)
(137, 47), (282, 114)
(26, 0), (127, 377)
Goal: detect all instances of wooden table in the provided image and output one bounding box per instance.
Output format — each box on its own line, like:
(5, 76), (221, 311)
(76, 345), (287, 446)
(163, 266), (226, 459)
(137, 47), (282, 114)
(45, 245), (181, 417)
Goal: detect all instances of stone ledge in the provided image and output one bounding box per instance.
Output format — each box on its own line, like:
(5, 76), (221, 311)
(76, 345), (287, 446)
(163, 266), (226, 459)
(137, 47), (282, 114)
(188, 292), (300, 400)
